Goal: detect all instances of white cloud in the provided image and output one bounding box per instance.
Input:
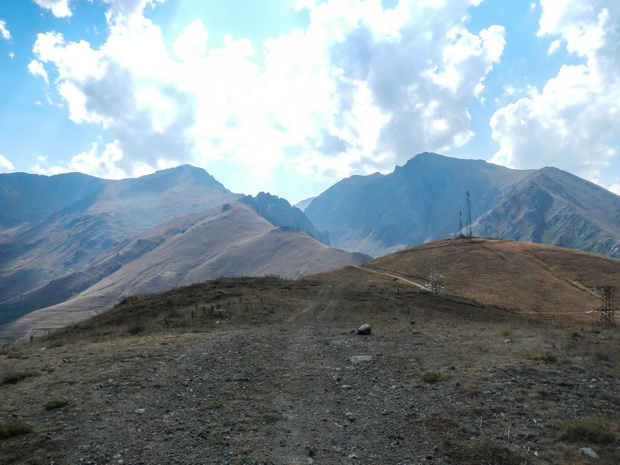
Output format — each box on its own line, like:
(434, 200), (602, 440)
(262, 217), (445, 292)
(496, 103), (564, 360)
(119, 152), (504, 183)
(28, 60), (49, 84)
(0, 154), (14, 172)
(0, 19), (11, 41)
(33, 142), (178, 179)
(491, 0), (620, 184)
(33, 0), (74, 18)
(32, 0), (504, 183)
(548, 38), (561, 54)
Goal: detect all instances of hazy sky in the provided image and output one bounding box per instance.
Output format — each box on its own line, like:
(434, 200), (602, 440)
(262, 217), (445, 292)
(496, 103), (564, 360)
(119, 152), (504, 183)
(0, 0), (618, 203)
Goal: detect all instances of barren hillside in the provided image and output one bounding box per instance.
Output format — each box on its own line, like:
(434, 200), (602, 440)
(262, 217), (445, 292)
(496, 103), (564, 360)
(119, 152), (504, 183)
(1, 245), (619, 464)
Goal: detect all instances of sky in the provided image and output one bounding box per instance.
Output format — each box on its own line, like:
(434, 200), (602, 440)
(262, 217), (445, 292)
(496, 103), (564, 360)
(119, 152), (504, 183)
(0, 0), (618, 203)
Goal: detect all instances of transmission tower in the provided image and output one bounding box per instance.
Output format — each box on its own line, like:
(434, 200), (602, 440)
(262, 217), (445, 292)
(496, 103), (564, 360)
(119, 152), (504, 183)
(426, 262), (443, 294)
(593, 286), (617, 325)
(466, 191), (473, 238)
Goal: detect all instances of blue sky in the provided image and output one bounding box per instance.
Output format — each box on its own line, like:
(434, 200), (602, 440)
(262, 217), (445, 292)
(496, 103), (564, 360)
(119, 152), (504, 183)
(0, 0), (618, 203)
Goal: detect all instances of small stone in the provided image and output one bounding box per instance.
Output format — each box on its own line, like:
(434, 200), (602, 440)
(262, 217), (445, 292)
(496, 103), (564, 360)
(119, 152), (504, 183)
(357, 324), (372, 335)
(349, 355), (373, 364)
(579, 447), (599, 459)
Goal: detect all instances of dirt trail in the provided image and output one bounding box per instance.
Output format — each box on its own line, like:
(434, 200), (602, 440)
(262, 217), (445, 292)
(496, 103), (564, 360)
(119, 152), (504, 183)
(355, 264), (427, 290)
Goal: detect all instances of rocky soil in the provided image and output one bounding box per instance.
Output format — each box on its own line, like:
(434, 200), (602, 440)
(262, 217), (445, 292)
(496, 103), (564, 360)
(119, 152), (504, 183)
(1, 279), (619, 464)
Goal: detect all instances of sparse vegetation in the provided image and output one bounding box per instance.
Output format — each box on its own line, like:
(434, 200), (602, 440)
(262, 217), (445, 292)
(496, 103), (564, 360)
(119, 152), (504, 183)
(443, 440), (524, 465)
(0, 420), (34, 437)
(524, 351), (559, 363)
(45, 399), (70, 411)
(421, 371), (449, 383)
(560, 418), (616, 444)
(1, 371), (39, 384)
(1, 274), (618, 464)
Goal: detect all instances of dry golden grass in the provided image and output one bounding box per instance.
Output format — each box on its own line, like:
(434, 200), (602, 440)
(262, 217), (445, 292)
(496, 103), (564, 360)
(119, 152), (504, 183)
(362, 238), (620, 324)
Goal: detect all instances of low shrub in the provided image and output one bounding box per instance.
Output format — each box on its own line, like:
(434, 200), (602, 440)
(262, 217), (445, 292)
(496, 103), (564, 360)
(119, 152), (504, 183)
(560, 419), (615, 444)
(0, 420), (34, 437)
(421, 372), (449, 383)
(1, 371), (39, 385)
(525, 351), (558, 363)
(45, 399), (70, 410)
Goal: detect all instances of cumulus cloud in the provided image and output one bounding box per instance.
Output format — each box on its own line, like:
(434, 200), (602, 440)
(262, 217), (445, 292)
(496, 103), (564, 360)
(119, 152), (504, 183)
(491, 0), (620, 185)
(33, 0), (74, 18)
(290, 0), (505, 176)
(0, 19), (10, 41)
(28, 60), (49, 83)
(32, 7), (194, 177)
(33, 0), (504, 183)
(0, 154), (14, 172)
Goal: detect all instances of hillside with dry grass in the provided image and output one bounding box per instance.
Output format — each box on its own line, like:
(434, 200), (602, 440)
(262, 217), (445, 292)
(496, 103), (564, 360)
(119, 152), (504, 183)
(0, 202), (369, 346)
(350, 237), (620, 325)
(1, 241), (619, 464)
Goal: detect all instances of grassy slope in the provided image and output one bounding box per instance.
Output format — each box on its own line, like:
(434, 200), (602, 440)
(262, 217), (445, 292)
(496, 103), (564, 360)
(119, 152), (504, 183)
(359, 238), (620, 324)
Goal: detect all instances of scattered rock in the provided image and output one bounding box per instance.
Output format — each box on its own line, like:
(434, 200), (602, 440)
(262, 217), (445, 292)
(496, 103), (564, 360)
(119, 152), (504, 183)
(357, 324), (372, 335)
(349, 355), (373, 364)
(579, 447), (599, 459)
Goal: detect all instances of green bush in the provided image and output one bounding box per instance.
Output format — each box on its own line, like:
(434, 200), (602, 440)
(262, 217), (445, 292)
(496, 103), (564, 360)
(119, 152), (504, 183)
(560, 419), (615, 444)
(421, 372), (449, 383)
(525, 351), (558, 363)
(45, 399), (70, 410)
(0, 420), (34, 437)
(1, 371), (39, 384)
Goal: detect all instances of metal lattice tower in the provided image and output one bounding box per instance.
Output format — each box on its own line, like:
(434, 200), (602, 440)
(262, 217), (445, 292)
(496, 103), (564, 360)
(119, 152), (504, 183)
(466, 191), (473, 238)
(587, 286), (617, 325)
(594, 286), (617, 325)
(427, 262), (443, 295)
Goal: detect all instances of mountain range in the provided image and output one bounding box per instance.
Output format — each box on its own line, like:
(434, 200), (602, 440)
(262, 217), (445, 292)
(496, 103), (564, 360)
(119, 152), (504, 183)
(2, 152), (620, 343)
(304, 152), (620, 257)
(0, 166), (368, 344)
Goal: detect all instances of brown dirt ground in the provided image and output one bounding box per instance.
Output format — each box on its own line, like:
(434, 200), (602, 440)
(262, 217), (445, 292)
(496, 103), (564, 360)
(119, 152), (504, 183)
(1, 276), (619, 464)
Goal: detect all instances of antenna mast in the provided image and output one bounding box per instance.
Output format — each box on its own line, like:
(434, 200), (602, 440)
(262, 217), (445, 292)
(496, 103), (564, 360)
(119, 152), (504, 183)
(466, 191), (473, 238)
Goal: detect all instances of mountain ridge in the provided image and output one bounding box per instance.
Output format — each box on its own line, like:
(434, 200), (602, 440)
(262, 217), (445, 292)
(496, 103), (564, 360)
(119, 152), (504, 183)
(305, 152), (620, 257)
(0, 200), (370, 344)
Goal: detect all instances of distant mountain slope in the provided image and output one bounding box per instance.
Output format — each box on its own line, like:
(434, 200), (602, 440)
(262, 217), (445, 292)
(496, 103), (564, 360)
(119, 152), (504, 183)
(476, 167), (620, 257)
(0, 165), (238, 309)
(294, 196), (316, 211)
(305, 153), (531, 256)
(240, 192), (329, 244)
(0, 201), (370, 344)
(305, 152), (620, 257)
(0, 171), (107, 235)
